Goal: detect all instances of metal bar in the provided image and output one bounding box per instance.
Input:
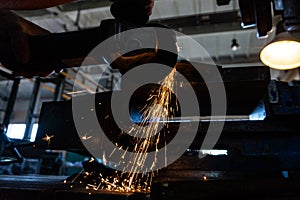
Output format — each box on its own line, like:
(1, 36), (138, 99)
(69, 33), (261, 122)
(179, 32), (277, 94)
(3, 78), (20, 128)
(23, 78), (41, 141)
(54, 76), (65, 101)
(72, 69), (108, 92)
(60, 71), (95, 94)
(0, 67), (14, 80)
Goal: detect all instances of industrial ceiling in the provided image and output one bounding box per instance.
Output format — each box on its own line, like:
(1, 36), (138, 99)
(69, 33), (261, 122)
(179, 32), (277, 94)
(18, 0), (271, 66)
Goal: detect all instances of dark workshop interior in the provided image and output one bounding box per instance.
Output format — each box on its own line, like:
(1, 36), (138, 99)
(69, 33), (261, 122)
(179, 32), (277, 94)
(1, 0), (300, 199)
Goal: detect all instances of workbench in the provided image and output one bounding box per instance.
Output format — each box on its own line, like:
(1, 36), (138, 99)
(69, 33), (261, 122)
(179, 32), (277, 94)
(0, 175), (149, 200)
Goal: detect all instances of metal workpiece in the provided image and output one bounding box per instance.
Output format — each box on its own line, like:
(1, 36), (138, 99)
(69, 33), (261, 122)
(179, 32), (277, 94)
(150, 176), (300, 200)
(0, 174), (150, 200)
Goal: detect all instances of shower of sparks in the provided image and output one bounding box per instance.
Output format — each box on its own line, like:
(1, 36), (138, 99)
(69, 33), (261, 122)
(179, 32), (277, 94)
(42, 134), (54, 146)
(65, 67), (178, 194)
(119, 67), (177, 190)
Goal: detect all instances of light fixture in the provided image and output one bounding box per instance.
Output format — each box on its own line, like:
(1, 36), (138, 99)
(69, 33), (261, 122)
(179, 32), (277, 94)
(231, 38), (239, 51)
(260, 21), (300, 70)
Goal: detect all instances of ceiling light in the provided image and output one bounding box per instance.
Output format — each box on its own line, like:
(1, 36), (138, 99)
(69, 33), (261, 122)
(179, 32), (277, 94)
(231, 38), (239, 51)
(260, 31), (300, 70)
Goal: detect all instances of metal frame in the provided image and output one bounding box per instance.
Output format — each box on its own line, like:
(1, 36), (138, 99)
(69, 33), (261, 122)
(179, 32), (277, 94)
(0, 70), (23, 165)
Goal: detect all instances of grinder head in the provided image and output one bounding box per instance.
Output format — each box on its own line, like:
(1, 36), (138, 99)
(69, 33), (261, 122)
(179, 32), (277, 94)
(99, 19), (179, 74)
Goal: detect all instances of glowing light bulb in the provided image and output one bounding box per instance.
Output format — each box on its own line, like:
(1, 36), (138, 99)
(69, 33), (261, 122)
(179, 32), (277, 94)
(260, 32), (300, 70)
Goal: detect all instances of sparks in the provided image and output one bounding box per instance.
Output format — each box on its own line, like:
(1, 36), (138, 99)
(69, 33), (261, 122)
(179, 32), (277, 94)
(67, 67), (178, 194)
(117, 67), (178, 191)
(42, 134), (54, 146)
